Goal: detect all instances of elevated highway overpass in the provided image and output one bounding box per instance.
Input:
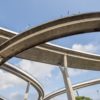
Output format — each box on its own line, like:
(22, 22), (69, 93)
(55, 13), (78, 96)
(1, 12), (100, 67)
(0, 26), (100, 71)
(0, 12), (100, 100)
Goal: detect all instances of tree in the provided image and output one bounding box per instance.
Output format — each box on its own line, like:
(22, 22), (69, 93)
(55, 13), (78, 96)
(76, 96), (92, 100)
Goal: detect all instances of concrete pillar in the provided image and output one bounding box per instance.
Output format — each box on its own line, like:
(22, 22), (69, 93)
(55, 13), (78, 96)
(0, 56), (3, 63)
(59, 55), (75, 100)
(24, 82), (30, 100)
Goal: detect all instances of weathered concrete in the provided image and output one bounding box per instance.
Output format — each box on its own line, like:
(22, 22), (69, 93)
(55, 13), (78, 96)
(1, 12), (100, 66)
(17, 43), (100, 71)
(1, 27), (100, 70)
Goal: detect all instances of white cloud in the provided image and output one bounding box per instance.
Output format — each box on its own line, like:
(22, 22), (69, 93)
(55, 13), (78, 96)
(68, 68), (88, 77)
(0, 69), (26, 90)
(18, 59), (55, 79)
(10, 92), (23, 100)
(72, 43), (98, 53)
(18, 59), (88, 81)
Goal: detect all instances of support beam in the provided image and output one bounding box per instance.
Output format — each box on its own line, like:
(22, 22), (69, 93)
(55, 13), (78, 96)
(60, 55), (75, 100)
(24, 82), (30, 100)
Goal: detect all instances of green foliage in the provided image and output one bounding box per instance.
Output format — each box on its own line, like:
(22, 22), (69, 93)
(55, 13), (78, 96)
(76, 96), (92, 100)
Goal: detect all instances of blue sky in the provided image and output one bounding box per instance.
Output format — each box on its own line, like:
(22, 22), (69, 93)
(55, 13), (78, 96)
(1, 0), (100, 32)
(0, 0), (100, 100)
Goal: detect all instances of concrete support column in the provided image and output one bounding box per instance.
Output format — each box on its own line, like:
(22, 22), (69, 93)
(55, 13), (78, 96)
(0, 56), (3, 63)
(24, 82), (30, 100)
(59, 55), (75, 100)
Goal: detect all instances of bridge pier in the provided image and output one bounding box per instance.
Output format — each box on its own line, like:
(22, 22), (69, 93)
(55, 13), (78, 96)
(59, 55), (75, 100)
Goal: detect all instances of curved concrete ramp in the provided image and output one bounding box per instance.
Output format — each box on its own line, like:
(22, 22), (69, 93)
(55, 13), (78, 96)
(0, 28), (100, 70)
(1, 12), (100, 65)
(44, 79), (100, 100)
(1, 62), (44, 100)
(17, 43), (100, 71)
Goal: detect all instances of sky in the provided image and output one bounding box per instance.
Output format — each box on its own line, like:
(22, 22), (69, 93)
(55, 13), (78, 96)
(0, 0), (100, 100)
